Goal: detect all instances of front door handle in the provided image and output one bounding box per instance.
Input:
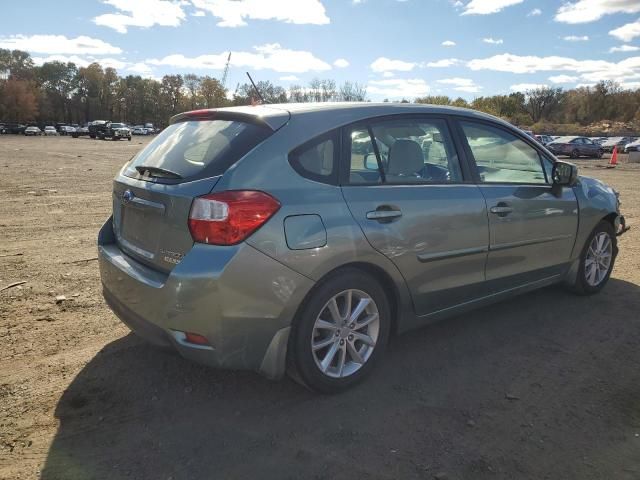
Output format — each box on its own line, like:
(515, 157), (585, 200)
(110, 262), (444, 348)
(366, 208), (402, 222)
(490, 203), (513, 217)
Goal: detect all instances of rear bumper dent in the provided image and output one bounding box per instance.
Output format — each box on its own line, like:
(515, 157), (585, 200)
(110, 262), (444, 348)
(98, 218), (314, 378)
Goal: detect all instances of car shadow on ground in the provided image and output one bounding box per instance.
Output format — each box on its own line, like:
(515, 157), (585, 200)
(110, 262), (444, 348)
(41, 279), (640, 480)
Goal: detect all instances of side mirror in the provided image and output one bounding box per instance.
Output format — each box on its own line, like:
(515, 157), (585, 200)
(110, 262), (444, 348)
(364, 153), (379, 171)
(552, 161), (578, 186)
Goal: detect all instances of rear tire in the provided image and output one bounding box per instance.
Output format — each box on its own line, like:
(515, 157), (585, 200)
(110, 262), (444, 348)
(568, 220), (616, 295)
(288, 268), (391, 393)
(570, 149), (579, 159)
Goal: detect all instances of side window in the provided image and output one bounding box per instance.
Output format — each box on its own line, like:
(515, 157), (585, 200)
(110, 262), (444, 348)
(460, 121), (547, 184)
(289, 132), (337, 184)
(349, 128), (382, 184)
(542, 156), (554, 182)
(348, 118), (463, 184)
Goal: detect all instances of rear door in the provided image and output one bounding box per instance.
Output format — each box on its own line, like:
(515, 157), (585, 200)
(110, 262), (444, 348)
(456, 119), (578, 290)
(340, 115), (489, 316)
(582, 137), (597, 156)
(112, 116), (275, 272)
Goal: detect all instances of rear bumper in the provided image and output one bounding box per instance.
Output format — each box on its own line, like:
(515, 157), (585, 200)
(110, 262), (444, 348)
(98, 217), (314, 378)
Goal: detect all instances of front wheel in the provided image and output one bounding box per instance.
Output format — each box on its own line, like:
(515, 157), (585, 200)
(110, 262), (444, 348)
(288, 269), (391, 393)
(568, 221), (616, 295)
(570, 149), (579, 159)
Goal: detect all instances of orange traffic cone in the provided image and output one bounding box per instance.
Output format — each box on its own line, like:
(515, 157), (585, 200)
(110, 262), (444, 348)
(607, 146), (618, 168)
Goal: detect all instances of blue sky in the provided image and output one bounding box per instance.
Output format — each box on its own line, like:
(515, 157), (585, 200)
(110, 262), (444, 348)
(1, 0), (640, 100)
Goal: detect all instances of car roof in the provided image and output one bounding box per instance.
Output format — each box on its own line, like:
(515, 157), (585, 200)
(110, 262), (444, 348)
(182, 102), (513, 132)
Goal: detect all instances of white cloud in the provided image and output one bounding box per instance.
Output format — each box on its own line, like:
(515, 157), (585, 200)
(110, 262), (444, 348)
(368, 78), (430, 98)
(462, 0), (523, 15)
(556, 0), (640, 24)
(563, 35), (589, 41)
(370, 57), (416, 72)
(610, 18), (640, 42)
(0, 34), (122, 55)
(127, 62), (154, 75)
(333, 58), (349, 68)
(148, 43), (331, 73)
(469, 53), (606, 74)
(31, 55), (127, 70)
(190, 0), (329, 27)
(442, 40), (456, 46)
(469, 53), (640, 85)
(510, 83), (549, 91)
(621, 80), (640, 89)
(528, 8), (542, 16)
(280, 75), (300, 81)
(437, 77), (482, 93)
(482, 37), (503, 44)
(609, 44), (640, 53)
(549, 74), (578, 83)
(94, 0), (187, 33)
(426, 58), (460, 67)
(382, 71), (395, 77)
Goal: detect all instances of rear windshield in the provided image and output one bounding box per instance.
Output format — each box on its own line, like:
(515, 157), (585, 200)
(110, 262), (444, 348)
(123, 119), (272, 182)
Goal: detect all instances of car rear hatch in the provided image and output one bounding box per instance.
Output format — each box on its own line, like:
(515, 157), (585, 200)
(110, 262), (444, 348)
(111, 106), (290, 273)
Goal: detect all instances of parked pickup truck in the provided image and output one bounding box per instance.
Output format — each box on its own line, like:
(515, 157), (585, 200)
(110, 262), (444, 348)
(87, 121), (131, 141)
(102, 122), (132, 141)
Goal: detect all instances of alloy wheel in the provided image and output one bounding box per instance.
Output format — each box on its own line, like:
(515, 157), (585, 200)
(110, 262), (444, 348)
(585, 232), (613, 287)
(311, 289), (380, 379)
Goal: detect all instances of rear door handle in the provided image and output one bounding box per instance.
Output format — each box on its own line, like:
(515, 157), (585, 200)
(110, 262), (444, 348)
(490, 204), (513, 216)
(366, 209), (402, 221)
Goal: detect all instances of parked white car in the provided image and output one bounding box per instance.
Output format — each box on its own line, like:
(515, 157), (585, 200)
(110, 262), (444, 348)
(44, 126), (58, 136)
(624, 139), (640, 153)
(24, 126), (41, 136)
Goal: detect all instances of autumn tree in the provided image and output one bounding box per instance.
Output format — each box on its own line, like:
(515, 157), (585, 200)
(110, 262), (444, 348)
(0, 78), (38, 121)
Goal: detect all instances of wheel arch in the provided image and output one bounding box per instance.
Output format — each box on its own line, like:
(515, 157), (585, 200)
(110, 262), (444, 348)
(292, 261), (402, 337)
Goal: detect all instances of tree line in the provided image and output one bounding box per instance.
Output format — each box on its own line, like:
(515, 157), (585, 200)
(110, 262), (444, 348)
(1, 48), (639, 134)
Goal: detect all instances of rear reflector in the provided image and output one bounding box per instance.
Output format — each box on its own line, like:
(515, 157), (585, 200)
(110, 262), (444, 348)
(184, 332), (210, 346)
(188, 190), (280, 245)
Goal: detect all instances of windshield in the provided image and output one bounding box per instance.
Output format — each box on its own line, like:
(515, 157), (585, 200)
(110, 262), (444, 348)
(123, 119), (272, 182)
(111, 123), (125, 128)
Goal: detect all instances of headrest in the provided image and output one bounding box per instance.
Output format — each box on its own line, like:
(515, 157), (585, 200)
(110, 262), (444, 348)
(387, 140), (424, 176)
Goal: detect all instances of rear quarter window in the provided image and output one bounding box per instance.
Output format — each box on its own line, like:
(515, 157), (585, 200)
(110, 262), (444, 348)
(288, 131), (338, 184)
(124, 119), (272, 182)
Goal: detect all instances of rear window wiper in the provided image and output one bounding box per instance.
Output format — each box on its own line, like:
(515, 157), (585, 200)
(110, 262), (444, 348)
(134, 165), (183, 179)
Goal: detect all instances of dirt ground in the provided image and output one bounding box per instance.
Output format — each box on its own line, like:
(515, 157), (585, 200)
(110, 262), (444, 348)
(0, 135), (639, 480)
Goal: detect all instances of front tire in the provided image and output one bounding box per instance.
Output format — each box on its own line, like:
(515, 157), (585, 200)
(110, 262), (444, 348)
(569, 221), (616, 295)
(288, 268), (391, 393)
(570, 149), (579, 159)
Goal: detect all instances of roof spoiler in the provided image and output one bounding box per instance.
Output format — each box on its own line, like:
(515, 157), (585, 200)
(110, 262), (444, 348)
(169, 106), (290, 131)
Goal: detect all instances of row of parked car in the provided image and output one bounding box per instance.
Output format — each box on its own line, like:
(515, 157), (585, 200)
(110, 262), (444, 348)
(0, 121), (159, 138)
(527, 132), (639, 158)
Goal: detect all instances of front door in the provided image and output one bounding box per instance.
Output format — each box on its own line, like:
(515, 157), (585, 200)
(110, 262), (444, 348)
(456, 120), (578, 291)
(341, 115), (489, 316)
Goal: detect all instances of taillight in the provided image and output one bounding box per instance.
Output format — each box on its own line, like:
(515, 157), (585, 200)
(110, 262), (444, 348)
(188, 191), (280, 245)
